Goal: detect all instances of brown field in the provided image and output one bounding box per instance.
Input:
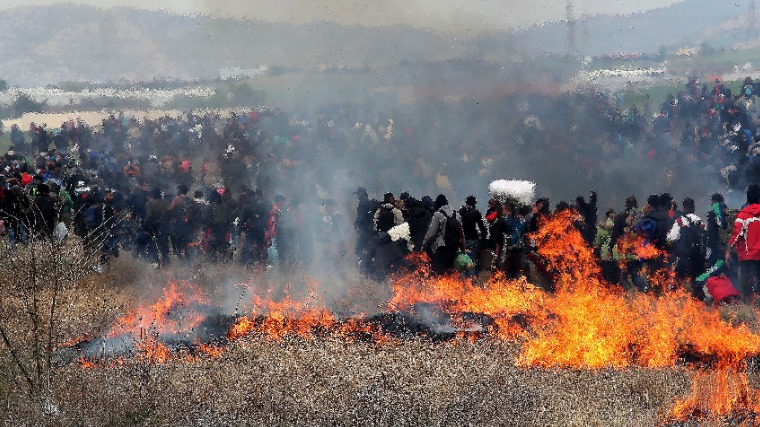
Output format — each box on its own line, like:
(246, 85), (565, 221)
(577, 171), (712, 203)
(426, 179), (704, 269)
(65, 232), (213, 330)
(0, 250), (755, 427)
(2, 109), (231, 132)
(33, 338), (693, 426)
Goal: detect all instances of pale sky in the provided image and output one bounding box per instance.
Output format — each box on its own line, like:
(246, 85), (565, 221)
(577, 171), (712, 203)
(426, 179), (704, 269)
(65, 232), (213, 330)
(0, 0), (686, 34)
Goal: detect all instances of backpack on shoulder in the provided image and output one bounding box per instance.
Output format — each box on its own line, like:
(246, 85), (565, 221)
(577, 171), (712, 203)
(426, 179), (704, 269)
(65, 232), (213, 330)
(376, 206), (396, 233)
(441, 210), (464, 251)
(677, 216), (705, 258)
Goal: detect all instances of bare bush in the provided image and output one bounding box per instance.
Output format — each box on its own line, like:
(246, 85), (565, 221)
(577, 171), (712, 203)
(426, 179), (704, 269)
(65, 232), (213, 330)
(0, 222), (114, 417)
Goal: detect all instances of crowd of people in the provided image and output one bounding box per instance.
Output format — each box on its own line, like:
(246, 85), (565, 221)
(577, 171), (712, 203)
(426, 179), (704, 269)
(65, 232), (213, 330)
(0, 74), (760, 301)
(0, 108), (354, 271)
(354, 183), (760, 307)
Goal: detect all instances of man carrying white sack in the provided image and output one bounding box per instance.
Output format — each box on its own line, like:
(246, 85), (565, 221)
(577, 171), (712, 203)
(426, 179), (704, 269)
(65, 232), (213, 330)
(488, 179), (536, 207)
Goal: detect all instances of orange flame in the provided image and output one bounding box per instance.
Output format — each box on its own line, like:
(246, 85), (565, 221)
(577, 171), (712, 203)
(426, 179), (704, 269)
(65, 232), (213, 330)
(73, 210), (760, 424)
(197, 343), (224, 359)
(389, 260), (545, 341)
(666, 367), (760, 423)
(616, 232), (666, 263)
(108, 280), (210, 339)
(229, 288), (338, 341)
(517, 212), (760, 368)
(135, 338), (171, 364)
(77, 357), (96, 369)
(513, 211), (760, 423)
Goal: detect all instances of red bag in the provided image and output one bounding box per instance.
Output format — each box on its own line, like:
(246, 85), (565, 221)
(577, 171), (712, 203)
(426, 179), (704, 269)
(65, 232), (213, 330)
(705, 275), (740, 304)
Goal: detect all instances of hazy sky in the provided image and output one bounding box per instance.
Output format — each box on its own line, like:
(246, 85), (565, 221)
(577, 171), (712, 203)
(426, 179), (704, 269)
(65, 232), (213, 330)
(1, 0), (685, 34)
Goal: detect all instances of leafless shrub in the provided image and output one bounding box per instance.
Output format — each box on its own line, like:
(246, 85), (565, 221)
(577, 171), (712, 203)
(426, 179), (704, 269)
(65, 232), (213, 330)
(0, 217), (118, 419)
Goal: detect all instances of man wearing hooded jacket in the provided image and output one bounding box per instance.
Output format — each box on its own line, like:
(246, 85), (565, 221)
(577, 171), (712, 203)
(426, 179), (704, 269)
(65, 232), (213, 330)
(727, 184), (760, 301)
(422, 194), (463, 274)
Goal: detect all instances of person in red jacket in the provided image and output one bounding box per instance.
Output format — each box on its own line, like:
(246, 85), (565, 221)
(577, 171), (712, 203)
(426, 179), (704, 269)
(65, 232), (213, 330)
(727, 184), (760, 301)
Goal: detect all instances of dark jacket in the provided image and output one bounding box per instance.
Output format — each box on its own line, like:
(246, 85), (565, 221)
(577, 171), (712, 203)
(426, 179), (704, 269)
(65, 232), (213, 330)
(32, 193), (58, 236)
(5, 185), (31, 227)
(646, 208), (672, 250)
(406, 198), (433, 251)
(144, 198), (169, 233)
(355, 196), (379, 237)
(459, 204), (486, 241)
(705, 202), (727, 262)
(577, 192), (598, 246)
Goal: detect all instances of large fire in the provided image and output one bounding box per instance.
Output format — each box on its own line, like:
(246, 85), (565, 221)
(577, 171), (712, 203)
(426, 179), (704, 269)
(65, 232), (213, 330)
(72, 210), (760, 425)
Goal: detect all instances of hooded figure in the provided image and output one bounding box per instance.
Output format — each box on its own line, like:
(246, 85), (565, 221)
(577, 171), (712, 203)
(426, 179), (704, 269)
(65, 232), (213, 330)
(422, 194), (463, 274)
(405, 196), (433, 251)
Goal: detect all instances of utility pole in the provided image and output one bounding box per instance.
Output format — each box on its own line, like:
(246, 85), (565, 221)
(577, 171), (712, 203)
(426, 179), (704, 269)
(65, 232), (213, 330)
(566, 0), (577, 55)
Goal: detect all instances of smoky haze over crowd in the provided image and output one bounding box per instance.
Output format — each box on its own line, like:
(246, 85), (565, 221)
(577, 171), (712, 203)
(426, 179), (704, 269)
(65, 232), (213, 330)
(4, 5), (760, 426)
(0, 0), (753, 260)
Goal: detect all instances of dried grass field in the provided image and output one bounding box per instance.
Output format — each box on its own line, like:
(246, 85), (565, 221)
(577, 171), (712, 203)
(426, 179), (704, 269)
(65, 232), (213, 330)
(0, 250), (755, 427)
(38, 338), (695, 426)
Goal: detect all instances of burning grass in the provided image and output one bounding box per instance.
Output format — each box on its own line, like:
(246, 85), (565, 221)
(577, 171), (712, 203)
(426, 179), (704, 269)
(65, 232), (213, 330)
(4, 212), (760, 425)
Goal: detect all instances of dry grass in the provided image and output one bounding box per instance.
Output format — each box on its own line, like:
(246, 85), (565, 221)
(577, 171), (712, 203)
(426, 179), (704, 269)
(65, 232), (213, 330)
(0, 255), (755, 426)
(6, 338), (698, 427)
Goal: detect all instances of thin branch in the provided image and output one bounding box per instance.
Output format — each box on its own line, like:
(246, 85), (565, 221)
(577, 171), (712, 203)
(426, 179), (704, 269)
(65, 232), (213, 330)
(0, 322), (34, 391)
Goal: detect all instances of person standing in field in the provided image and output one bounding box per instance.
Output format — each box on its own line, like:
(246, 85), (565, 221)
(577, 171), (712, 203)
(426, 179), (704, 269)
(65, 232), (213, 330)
(727, 184), (760, 301)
